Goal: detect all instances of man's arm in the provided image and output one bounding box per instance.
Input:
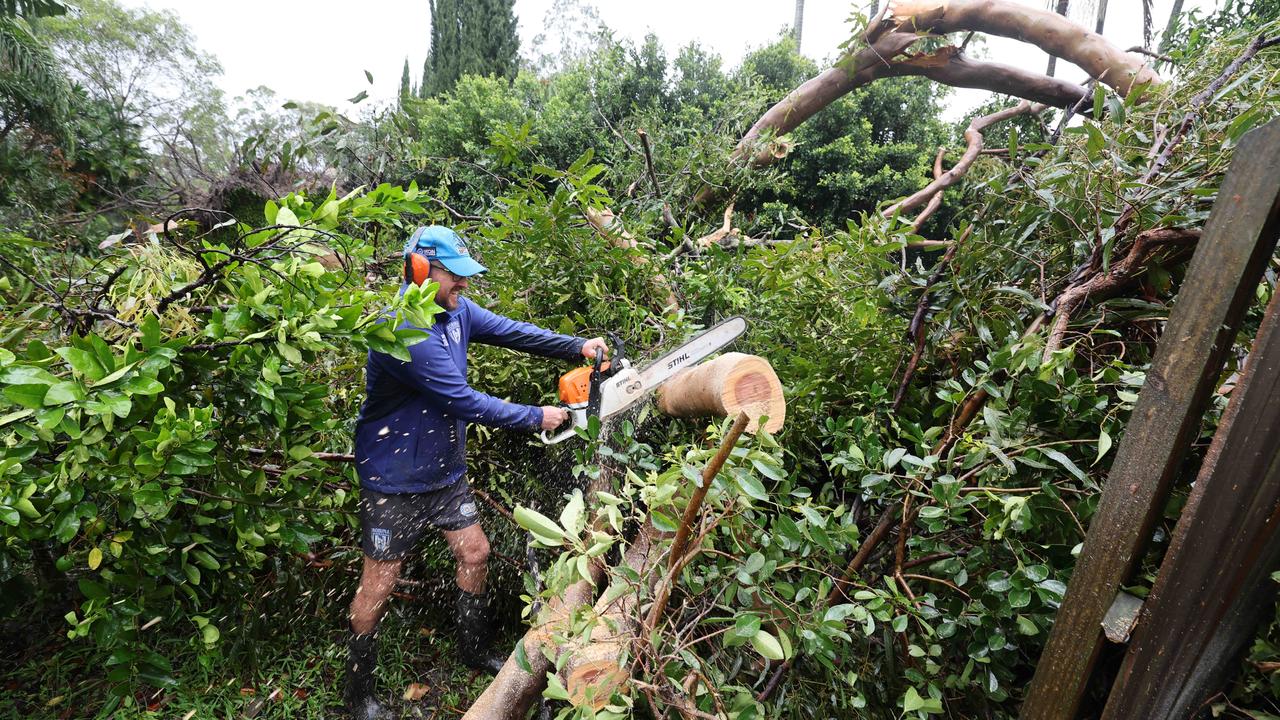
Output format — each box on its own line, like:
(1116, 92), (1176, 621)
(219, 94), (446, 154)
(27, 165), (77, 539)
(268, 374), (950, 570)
(378, 333), (544, 430)
(469, 302), (587, 361)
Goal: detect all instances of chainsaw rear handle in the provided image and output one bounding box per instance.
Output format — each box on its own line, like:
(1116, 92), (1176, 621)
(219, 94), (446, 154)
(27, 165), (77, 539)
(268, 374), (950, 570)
(540, 405), (588, 444)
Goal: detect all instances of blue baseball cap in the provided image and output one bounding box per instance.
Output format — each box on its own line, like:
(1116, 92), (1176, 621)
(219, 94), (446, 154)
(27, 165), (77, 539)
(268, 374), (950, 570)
(403, 226), (488, 277)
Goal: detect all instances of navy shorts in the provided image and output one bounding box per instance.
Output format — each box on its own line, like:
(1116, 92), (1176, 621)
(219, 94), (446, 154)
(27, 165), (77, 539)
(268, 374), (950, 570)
(359, 478), (480, 560)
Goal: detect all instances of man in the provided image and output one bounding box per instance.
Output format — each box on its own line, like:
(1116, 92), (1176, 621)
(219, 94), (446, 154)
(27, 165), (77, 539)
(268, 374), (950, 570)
(344, 225), (607, 719)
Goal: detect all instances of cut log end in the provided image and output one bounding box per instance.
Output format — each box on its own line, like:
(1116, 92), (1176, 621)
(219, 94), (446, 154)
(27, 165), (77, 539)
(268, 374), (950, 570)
(563, 641), (630, 710)
(657, 352), (785, 434)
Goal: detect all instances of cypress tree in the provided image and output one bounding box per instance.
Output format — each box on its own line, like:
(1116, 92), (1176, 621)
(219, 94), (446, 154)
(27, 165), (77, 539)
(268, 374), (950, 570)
(421, 0), (518, 96)
(398, 57), (411, 104)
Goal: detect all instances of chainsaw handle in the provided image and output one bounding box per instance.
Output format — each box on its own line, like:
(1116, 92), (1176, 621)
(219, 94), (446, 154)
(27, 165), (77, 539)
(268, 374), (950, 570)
(540, 405), (587, 445)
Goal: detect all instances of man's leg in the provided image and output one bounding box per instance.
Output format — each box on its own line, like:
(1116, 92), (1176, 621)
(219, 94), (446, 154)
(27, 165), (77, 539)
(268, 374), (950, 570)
(346, 489), (425, 720)
(442, 522), (505, 674)
(349, 555), (404, 634)
(443, 524), (490, 594)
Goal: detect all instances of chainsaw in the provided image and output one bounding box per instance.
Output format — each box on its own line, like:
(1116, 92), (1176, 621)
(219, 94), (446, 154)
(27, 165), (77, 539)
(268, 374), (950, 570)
(540, 316), (747, 444)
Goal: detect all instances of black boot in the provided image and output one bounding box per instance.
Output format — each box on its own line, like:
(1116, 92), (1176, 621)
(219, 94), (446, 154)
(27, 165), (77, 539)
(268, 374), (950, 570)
(344, 631), (390, 720)
(456, 589), (507, 675)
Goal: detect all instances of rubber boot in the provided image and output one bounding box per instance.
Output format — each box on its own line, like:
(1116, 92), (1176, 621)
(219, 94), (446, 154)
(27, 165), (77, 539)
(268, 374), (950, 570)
(456, 589), (506, 675)
(344, 631), (390, 720)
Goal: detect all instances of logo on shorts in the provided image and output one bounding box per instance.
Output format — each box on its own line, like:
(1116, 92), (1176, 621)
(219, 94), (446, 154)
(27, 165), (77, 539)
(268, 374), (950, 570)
(459, 502), (477, 518)
(371, 527), (391, 553)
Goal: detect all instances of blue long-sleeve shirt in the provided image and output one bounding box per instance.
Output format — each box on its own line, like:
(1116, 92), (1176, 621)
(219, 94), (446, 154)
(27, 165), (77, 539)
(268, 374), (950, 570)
(354, 296), (585, 493)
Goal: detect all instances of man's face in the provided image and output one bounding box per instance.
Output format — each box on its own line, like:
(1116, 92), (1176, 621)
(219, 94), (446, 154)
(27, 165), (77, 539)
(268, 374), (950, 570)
(428, 262), (469, 310)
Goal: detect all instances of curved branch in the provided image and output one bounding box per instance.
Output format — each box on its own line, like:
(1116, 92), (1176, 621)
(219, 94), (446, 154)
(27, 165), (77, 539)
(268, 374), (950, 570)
(887, 0), (1161, 96)
(883, 47), (1089, 108)
(884, 100), (1044, 218)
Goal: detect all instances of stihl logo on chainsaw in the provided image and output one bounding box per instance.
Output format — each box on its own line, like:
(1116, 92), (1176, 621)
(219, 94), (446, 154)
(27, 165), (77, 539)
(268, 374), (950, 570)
(666, 353), (690, 371)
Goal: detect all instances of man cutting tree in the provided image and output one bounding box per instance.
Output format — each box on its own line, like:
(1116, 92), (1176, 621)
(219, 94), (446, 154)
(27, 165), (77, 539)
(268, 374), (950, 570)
(344, 225), (607, 719)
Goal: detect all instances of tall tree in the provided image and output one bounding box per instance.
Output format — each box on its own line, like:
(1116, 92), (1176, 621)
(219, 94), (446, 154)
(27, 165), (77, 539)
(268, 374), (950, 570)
(1095, 0), (1109, 35)
(398, 57), (411, 103)
(421, 0), (518, 96)
(1045, 0), (1070, 77)
(793, 0), (805, 52)
(1159, 0), (1185, 53)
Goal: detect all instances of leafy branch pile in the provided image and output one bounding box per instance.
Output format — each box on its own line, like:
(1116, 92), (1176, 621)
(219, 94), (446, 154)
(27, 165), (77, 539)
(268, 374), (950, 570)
(1, 0), (1280, 718)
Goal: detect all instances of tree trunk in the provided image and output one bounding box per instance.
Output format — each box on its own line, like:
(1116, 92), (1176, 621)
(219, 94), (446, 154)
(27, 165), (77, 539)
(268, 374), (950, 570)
(657, 353), (785, 434)
(1159, 0), (1185, 54)
(1094, 0), (1109, 36)
(1046, 0), (1070, 77)
(793, 0), (805, 51)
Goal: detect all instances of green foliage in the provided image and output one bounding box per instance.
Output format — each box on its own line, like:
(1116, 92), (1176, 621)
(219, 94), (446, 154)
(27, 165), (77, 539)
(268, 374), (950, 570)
(0, 184), (441, 696)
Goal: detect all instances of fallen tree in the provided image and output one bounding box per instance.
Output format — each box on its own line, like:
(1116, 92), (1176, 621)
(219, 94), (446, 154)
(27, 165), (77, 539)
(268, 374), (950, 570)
(464, 357), (785, 719)
(697, 0), (1161, 206)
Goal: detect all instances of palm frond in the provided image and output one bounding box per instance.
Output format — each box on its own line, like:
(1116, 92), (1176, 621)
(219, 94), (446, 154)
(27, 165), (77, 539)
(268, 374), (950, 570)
(1143, 0), (1154, 48)
(0, 0), (67, 19)
(0, 17), (73, 141)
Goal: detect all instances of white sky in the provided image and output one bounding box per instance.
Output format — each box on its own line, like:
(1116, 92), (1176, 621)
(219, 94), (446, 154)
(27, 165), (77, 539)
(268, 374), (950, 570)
(117, 0), (1210, 120)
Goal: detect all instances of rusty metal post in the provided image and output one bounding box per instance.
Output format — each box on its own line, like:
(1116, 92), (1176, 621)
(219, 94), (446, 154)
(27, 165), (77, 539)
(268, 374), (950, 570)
(1022, 119), (1280, 718)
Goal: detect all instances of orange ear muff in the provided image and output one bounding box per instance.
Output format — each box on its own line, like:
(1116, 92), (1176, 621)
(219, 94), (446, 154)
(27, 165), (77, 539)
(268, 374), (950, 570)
(405, 253), (432, 286)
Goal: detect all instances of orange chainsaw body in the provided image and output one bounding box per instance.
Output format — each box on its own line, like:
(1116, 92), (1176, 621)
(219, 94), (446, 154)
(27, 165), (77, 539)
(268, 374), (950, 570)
(558, 362), (610, 406)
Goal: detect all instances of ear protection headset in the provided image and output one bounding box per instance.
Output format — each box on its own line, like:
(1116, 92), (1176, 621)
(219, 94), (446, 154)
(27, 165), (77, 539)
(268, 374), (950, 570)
(403, 227), (433, 286)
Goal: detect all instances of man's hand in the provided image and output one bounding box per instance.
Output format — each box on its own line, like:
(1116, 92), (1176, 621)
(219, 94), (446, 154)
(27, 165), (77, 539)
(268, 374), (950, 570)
(540, 405), (570, 431)
(581, 337), (609, 361)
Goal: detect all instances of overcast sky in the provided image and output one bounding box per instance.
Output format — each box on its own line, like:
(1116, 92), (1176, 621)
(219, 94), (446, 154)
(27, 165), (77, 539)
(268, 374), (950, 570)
(117, 0), (1209, 120)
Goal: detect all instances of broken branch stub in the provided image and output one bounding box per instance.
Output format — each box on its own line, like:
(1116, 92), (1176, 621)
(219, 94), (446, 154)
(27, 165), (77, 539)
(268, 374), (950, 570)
(656, 353), (786, 435)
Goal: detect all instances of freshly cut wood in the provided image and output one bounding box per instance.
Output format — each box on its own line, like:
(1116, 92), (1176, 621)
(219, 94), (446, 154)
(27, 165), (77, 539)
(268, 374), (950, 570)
(560, 525), (665, 709)
(657, 353), (785, 434)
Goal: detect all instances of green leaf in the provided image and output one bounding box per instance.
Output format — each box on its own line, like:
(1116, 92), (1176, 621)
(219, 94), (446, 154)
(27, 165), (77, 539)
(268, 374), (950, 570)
(513, 506), (566, 545)
(735, 468), (768, 502)
(750, 629), (786, 660)
(123, 377), (164, 395)
(514, 638), (531, 673)
(53, 510), (80, 541)
(732, 614), (762, 639)
(883, 448), (907, 470)
(90, 361), (137, 388)
(0, 506), (19, 526)
(141, 315), (161, 349)
(14, 498), (38, 519)
(1016, 615), (1039, 636)
(56, 347), (106, 382)
(88, 547), (102, 570)
(543, 673), (570, 701)
(276, 342), (302, 365)
(559, 489), (585, 537)
(1095, 430), (1112, 464)
(751, 458), (785, 482)
(0, 408), (33, 427)
(904, 686), (926, 713)
(0, 365), (57, 385)
(1041, 448), (1087, 482)
(4, 383), (48, 408)
(43, 381), (85, 405)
